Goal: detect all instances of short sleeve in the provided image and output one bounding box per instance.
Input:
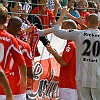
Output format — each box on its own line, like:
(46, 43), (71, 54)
(22, 43), (33, 67)
(10, 36), (26, 66)
(62, 41), (76, 64)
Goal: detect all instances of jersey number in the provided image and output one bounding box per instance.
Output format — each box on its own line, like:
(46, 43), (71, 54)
(0, 43), (4, 62)
(82, 39), (100, 57)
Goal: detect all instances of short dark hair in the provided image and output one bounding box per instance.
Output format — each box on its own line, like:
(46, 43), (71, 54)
(87, 13), (99, 26)
(62, 19), (77, 29)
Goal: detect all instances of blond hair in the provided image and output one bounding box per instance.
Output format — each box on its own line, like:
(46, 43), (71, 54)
(0, 6), (8, 25)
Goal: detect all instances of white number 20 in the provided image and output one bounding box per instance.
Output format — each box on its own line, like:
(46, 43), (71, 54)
(0, 43), (4, 62)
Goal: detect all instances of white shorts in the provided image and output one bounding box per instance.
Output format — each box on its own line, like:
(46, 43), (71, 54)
(77, 85), (100, 100)
(59, 88), (78, 100)
(0, 93), (26, 100)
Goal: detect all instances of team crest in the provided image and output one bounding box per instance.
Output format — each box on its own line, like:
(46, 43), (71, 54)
(66, 45), (71, 52)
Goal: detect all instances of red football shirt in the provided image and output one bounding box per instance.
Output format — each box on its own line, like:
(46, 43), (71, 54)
(1, 38), (33, 95)
(59, 40), (76, 89)
(0, 29), (26, 94)
(0, 29), (25, 70)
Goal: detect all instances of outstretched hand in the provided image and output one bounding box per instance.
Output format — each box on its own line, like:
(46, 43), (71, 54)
(17, 77), (27, 93)
(60, 6), (70, 17)
(76, 17), (88, 29)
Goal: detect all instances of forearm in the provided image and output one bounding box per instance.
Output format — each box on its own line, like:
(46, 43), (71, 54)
(55, 15), (64, 26)
(66, 13), (77, 21)
(0, 70), (13, 99)
(27, 67), (33, 79)
(43, 28), (52, 35)
(51, 50), (67, 66)
(53, 3), (59, 17)
(19, 64), (27, 79)
(39, 36), (50, 46)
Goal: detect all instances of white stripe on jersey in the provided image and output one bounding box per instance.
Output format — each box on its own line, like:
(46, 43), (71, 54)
(4, 44), (22, 69)
(22, 49), (33, 60)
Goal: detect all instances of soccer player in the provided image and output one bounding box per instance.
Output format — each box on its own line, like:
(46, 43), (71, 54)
(6, 16), (53, 100)
(52, 7), (100, 100)
(5, 16), (33, 100)
(0, 5), (27, 100)
(46, 19), (78, 100)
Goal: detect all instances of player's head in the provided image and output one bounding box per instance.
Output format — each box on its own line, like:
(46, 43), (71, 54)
(87, 13), (99, 28)
(62, 19), (77, 29)
(0, 6), (8, 25)
(7, 16), (22, 36)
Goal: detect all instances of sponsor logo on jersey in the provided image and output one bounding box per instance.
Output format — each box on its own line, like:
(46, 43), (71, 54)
(84, 33), (100, 37)
(66, 45), (71, 52)
(0, 36), (10, 42)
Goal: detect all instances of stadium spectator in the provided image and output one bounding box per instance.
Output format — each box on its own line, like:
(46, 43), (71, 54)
(68, 0), (80, 18)
(87, 0), (98, 14)
(77, 0), (90, 25)
(32, 0), (56, 29)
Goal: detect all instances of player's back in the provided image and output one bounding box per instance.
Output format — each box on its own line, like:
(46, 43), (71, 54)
(4, 38), (33, 94)
(17, 38), (33, 67)
(0, 29), (15, 69)
(75, 28), (100, 88)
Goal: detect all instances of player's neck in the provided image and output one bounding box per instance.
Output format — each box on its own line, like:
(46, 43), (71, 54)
(88, 26), (97, 29)
(87, 24), (98, 29)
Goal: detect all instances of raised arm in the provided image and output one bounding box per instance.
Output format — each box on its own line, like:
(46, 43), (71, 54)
(56, 7), (87, 28)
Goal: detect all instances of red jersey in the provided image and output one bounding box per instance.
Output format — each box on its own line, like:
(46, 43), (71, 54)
(59, 40), (76, 89)
(0, 29), (25, 71)
(17, 38), (33, 67)
(32, 6), (55, 29)
(0, 38), (32, 95)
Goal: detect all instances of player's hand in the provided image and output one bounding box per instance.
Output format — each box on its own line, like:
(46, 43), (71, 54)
(17, 78), (27, 93)
(25, 26), (33, 33)
(61, 6), (69, 16)
(27, 77), (34, 88)
(76, 17), (86, 25)
(46, 44), (57, 54)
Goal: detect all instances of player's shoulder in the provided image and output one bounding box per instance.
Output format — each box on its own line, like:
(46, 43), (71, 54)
(67, 40), (76, 48)
(0, 29), (17, 42)
(17, 38), (30, 48)
(0, 29), (10, 37)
